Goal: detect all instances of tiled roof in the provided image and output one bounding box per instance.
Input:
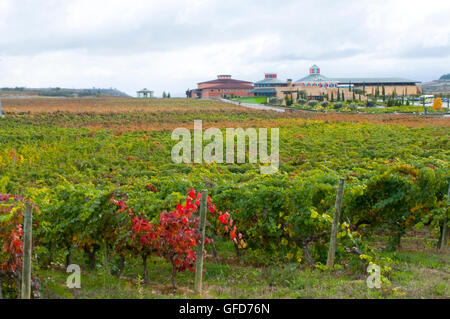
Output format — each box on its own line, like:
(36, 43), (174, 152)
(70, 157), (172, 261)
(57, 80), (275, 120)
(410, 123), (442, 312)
(137, 88), (153, 93)
(198, 78), (252, 85)
(201, 84), (253, 89)
(295, 74), (336, 83)
(254, 78), (287, 85)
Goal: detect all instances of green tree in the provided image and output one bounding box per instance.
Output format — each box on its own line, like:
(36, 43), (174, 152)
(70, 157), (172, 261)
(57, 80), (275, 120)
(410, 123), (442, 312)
(162, 91), (167, 98)
(285, 94), (293, 106)
(298, 90), (307, 100)
(337, 89), (341, 101)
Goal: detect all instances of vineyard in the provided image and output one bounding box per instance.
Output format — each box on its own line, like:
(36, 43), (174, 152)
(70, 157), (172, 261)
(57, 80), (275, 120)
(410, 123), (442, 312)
(0, 97), (449, 299)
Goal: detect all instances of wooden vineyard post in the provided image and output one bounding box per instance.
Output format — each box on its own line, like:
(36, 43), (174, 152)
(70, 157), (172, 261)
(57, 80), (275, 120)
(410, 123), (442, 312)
(194, 189), (208, 295)
(439, 183), (449, 252)
(21, 202), (33, 299)
(326, 178), (345, 269)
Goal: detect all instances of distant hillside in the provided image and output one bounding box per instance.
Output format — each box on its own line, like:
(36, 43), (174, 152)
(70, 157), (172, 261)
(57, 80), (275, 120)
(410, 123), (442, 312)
(0, 87), (130, 98)
(421, 74), (450, 94)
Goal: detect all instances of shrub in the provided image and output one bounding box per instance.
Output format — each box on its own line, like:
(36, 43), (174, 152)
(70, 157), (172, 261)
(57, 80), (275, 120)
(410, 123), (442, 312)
(213, 175), (336, 265)
(297, 98), (307, 105)
(268, 97), (283, 105)
(366, 99), (376, 107)
(308, 100), (319, 108)
(333, 102), (343, 109)
(349, 103), (357, 111)
(34, 182), (118, 270)
(111, 189), (242, 288)
(0, 195), (39, 298)
(432, 98), (443, 110)
(345, 165), (447, 251)
(321, 101), (330, 107)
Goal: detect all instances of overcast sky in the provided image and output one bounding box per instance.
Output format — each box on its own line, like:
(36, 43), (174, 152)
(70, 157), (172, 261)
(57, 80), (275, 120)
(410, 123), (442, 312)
(1, 0), (449, 97)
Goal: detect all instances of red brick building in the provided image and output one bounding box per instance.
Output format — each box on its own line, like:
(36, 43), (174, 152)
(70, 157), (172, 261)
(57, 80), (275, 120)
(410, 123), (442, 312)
(186, 75), (253, 99)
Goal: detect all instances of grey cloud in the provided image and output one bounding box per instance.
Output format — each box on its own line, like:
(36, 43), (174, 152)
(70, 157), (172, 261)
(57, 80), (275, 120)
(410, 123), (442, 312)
(0, 0), (370, 56)
(263, 48), (365, 63)
(0, 0), (449, 95)
(395, 45), (450, 59)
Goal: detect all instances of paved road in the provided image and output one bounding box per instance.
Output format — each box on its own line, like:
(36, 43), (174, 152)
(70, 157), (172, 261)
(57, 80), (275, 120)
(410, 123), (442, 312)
(220, 99), (285, 113)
